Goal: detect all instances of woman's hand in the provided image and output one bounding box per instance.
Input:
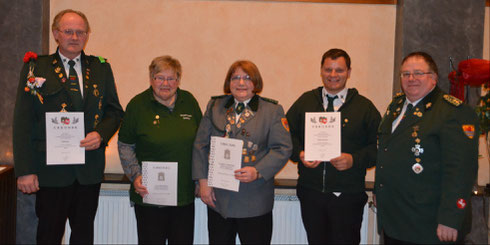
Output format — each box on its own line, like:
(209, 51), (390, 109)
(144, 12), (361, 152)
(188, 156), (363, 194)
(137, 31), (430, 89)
(234, 166), (259, 183)
(133, 175), (149, 198)
(199, 179), (216, 208)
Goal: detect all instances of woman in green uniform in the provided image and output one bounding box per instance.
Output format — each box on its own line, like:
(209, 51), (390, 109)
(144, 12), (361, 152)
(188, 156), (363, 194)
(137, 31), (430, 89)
(118, 55), (202, 244)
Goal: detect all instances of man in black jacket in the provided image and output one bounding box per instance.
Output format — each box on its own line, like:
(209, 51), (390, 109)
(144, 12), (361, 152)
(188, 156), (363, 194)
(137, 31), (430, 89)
(286, 48), (381, 244)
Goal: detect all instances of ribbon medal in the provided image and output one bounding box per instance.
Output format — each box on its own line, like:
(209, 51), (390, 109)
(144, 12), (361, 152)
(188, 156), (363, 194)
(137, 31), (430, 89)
(412, 163), (423, 174)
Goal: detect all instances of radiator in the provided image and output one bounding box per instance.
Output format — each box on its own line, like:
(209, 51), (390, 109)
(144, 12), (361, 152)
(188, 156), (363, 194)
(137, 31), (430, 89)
(64, 187), (379, 244)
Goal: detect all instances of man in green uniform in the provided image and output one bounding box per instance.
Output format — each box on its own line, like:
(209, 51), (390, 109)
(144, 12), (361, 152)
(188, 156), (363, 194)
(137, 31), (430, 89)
(375, 52), (478, 244)
(13, 9), (123, 244)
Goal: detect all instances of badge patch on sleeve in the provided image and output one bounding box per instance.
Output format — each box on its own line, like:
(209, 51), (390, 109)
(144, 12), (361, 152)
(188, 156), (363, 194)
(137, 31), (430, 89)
(281, 118), (289, 132)
(457, 198), (466, 209)
(462, 125), (475, 139)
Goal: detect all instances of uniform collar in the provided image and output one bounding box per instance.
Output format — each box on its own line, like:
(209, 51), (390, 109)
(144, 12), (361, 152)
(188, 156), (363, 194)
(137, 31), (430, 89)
(322, 87), (348, 102)
(224, 94), (259, 112)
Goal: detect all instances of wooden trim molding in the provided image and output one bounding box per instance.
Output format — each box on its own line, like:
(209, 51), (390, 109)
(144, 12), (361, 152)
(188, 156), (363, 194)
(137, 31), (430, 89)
(254, 0), (396, 4)
(250, 0), (490, 6)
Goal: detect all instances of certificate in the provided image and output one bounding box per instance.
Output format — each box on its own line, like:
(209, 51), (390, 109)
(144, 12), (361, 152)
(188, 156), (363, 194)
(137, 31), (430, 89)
(45, 112), (85, 165)
(142, 161), (178, 206)
(304, 112), (341, 161)
(207, 136), (243, 192)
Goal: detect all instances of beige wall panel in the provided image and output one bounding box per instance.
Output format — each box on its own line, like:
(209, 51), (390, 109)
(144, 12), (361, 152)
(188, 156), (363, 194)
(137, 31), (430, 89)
(51, 0), (396, 180)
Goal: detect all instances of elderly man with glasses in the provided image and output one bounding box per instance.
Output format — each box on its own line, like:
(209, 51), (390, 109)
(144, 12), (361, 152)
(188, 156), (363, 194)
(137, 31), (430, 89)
(375, 51), (479, 244)
(13, 9), (123, 244)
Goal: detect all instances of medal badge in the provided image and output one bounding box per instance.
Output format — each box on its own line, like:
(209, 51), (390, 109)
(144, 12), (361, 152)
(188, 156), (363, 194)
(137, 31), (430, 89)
(93, 84), (99, 97)
(94, 114), (100, 127)
(412, 163), (423, 174)
(60, 103), (67, 112)
(411, 144), (424, 156)
(153, 115), (160, 125)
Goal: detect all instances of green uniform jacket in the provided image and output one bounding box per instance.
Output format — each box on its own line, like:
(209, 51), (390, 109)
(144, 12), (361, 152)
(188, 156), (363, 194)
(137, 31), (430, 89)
(118, 88), (202, 206)
(13, 51), (124, 187)
(375, 87), (478, 243)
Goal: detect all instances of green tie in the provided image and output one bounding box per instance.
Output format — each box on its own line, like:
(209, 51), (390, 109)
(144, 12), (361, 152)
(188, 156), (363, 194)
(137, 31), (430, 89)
(68, 60), (83, 110)
(236, 102), (245, 114)
(326, 95), (338, 112)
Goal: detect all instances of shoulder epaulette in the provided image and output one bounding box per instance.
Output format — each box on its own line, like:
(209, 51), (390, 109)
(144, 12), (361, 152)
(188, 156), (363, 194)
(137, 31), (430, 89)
(388, 92), (405, 106)
(97, 56), (107, 63)
(443, 94), (462, 107)
(211, 95), (227, 100)
(260, 97), (278, 104)
(394, 92), (404, 99)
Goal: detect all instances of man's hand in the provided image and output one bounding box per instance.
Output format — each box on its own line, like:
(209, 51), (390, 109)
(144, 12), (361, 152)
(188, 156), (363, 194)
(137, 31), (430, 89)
(234, 166), (259, 183)
(199, 179), (216, 208)
(299, 151), (322, 168)
(330, 153), (353, 171)
(437, 224), (458, 242)
(80, 131), (102, 151)
(17, 174), (39, 194)
(133, 175), (148, 198)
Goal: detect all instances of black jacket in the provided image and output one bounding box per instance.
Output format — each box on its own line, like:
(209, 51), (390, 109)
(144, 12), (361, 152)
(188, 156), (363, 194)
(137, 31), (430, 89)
(286, 87), (381, 193)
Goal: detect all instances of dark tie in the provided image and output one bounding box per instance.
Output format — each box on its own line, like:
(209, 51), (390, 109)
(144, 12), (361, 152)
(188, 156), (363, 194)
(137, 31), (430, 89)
(68, 60), (83, 110)
(401, 103), (414, 120)
(326, 95), (338, 112)
(236, 102), (245, 114)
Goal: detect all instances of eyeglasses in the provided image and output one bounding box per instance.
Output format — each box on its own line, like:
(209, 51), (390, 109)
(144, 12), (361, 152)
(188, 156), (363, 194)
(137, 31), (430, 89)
(400, 71), (432, 79)
(153, 76), (177, 83)
(59, 29), (88, 37)
(231, 75), (252, 82)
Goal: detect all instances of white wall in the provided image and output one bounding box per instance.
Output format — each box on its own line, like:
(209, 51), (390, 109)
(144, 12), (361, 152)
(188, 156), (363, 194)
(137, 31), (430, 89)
(50, 1), (490, 182)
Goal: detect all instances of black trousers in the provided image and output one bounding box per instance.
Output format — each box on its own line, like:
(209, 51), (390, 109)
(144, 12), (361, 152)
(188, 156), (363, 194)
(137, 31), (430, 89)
(297, 185), (367, 244)
(35, 180), (101, 244)
(134, 203), (194, 244)
(383, 232), (416, 244)
(207, 207), (273, 245)
(383, 231), (465, 244)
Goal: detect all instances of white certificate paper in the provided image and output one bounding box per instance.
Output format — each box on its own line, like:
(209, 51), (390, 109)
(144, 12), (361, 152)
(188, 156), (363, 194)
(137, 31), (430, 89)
(142, 161), (178, 206)
(208, 136), (243, 192)
(45, 112), (85, 165)
(304, 112), (341, 161)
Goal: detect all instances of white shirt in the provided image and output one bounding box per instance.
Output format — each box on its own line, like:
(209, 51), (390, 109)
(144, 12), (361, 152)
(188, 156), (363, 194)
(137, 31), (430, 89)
(391, 97), (423, 132)
(58, 52), (84, 97)
(322, 87), (348, 112)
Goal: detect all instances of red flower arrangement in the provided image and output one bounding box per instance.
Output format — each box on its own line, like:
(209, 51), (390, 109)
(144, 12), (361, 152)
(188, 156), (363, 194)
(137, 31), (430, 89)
(23, 51), (44, 104)
(23, 51), (38, 63)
